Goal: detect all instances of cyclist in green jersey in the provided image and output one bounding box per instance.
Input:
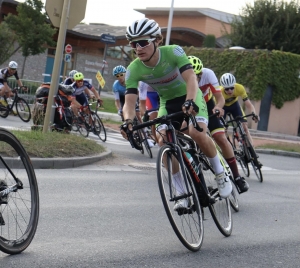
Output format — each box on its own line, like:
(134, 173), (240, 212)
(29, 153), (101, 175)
(120, 18), (232, 210)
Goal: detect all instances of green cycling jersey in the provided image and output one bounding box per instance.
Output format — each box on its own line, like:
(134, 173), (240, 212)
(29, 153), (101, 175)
(125, 45), (207, 120)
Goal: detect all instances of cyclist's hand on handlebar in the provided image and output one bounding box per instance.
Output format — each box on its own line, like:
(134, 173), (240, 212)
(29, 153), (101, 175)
(182, 99), (199, 115)
(252, 113), (260, 123)
(20, 86), (28, 92)
(212, 107), (224, 117)
(97, 98), (103, 106)
(120, 119), (133, 140)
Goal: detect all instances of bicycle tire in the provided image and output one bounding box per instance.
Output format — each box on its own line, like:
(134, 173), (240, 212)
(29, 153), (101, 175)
(137, 129), (144, 154)
(200, 154), (232, 237)
(92, 113), (107, 142)
(157, 145), (204, 252)
(232, 133), (250, 177)
(248, 145), (263, 182)
(16, 97), (31, 122)
(0, 103), (9, 118)
(217, 151), (239, 212)
(0, 128), (39, 254)
(141, 129), (152, 158)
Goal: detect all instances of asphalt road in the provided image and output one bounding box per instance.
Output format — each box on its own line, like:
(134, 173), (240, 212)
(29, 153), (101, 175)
(1, 116), (300, 267)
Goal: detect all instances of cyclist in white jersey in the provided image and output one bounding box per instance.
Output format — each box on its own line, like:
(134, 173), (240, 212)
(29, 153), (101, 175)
(120, 18), (232, 209)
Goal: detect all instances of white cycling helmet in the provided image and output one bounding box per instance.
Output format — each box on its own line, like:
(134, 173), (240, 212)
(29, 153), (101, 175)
(220, 73), (236, 88)
(9, 61), (18, 69)
(69, 70), (78, 78)
(126, 18), (161, 41)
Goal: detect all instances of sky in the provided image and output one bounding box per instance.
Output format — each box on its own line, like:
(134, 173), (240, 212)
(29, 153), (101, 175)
(16, 0), (257, 27)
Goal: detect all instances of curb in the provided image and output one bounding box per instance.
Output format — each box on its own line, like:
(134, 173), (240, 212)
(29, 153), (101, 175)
(30, 149), (112, 169)
(256, 148), (300, 158)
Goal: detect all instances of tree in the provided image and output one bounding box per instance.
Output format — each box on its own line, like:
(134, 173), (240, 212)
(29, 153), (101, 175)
(4, 0), (56, 77)
(0, 22), (17, 64)
(203, 34), (216, 48)
(226, 0), (300, 53)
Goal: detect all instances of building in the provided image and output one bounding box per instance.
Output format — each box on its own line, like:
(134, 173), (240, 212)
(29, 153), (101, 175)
(0, 0), (234, 90)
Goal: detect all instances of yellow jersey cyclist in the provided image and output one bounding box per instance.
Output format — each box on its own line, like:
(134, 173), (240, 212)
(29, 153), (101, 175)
(120, 18), (232, 211)
(220, 73), (259, 146)
(188, 56), (249, 193)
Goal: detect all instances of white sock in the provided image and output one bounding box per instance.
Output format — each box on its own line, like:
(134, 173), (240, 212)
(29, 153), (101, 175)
(172, 171), (186, 195)
(207, 154), (224, 175)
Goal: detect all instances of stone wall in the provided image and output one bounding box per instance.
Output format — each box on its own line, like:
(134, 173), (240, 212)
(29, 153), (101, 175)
(0, 50), (47, 83)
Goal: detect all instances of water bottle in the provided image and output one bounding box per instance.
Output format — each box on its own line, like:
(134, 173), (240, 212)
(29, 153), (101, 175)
(185, 152), (199, 174)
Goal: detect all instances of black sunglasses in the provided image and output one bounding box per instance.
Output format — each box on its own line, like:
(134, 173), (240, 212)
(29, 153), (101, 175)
(224, 87), (234, 91)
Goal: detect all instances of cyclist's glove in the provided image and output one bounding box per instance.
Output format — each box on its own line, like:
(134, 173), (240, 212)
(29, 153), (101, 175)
(118, 109), (123, 116)
(183, 99), (199, 113)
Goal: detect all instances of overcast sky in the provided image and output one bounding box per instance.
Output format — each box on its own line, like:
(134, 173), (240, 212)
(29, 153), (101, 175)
(16, 0), (258, 26)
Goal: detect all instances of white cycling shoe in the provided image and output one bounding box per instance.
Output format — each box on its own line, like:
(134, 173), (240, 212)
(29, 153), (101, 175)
(215, 173), (232, 198)
(147, 139), (154, 148)
(173, 199), (189, 211)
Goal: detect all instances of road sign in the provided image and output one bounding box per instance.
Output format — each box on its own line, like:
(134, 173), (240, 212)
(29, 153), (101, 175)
(96, 71), (105, 88)
(64, 54), (71, 62)
(100, 34), (116, 44)
(65, 44), (72, 54)
(45, 0), (87, 30)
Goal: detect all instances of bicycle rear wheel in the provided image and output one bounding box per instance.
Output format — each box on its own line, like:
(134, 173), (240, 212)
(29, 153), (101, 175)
(0, 103), (9, 118)
(200, 155), (232, 237)
(0, 128), (39, 254)
(157, 145), (204, 252)
(16, 97), (31, 122)
(232, 134), (250, 177)
(92, 113), (107, 142)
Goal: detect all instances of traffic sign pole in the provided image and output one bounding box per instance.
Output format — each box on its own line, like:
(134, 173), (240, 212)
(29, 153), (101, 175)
(43, 0), (71, 133)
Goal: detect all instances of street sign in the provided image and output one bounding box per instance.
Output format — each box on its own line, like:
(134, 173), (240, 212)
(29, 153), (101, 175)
(64, 53), (71, 62)
(100, 34), (116, 44)
(96, 71), (105, 88)
(45, 0), (87, 30)
(65, 44), (72, 54)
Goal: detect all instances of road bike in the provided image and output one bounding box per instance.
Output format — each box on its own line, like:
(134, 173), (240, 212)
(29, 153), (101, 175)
(127, 111), (232, 251)
(72, 101), (107, 142)
(223, 113), (263, 182)
(0, 86), (31, 122)
(0, 128), (39, 255)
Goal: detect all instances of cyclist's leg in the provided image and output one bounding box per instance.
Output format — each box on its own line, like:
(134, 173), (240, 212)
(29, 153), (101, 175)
(188, 91), (232, 198)
(207, 100), (249, 193)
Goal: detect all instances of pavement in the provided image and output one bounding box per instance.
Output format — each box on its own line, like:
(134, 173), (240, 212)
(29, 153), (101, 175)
(21, 90), (300, 169)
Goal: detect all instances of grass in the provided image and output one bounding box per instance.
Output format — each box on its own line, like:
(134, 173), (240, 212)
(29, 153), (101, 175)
(94, 96), (117, 114)
(257, 143), (300, 153)
(7, 130), (106, 158)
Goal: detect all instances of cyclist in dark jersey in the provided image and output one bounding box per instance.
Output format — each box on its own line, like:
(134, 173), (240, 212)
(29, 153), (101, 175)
(0, 61), (25, 98)
(120, 18), (232, 210)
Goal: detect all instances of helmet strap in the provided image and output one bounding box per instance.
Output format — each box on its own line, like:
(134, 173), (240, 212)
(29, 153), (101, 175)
(142, 42), (157, 63)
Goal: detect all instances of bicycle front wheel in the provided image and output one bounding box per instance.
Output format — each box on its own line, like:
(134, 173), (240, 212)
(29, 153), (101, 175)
(16, 97), (31, 122)
(0, 128), (39, 254)
(141, 129), (152, 158)
(232, 134), (250, 177)
(248, 145), (263, 182)
(157, 145), (204, 252)
(92, 114), (107, 142)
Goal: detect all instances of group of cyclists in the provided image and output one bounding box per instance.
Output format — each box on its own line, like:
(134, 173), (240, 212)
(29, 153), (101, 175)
(116, 17), (260, 211)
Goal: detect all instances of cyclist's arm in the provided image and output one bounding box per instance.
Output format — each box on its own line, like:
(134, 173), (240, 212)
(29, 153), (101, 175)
(212, 91), (225, 115)
(90, 86), (101, 100)
(16, 79), (23, 88)
(244, 99), (259, 122)
(123, 89), (138, 121)
(139, 99), (146, 116)
(182, 68), (198, 102)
